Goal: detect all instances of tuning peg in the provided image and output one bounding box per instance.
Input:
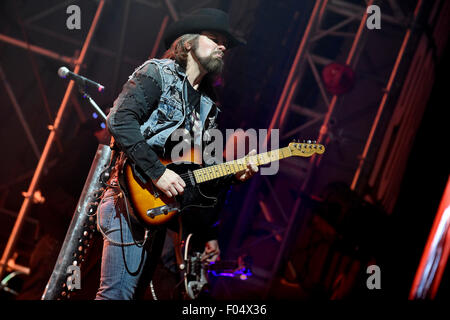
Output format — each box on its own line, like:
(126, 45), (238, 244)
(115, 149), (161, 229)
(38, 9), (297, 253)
(307, 140), (311, 144)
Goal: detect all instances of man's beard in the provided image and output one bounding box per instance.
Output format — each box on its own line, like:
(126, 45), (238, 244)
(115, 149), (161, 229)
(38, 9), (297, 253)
(194, 48), (224, 75)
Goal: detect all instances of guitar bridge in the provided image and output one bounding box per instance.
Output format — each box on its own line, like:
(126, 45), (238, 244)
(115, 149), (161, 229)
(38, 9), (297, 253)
(146, 203), (180, 218)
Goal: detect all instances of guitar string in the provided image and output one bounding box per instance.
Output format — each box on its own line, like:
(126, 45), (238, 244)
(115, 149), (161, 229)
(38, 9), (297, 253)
(175, 160), (257, 181)
(174, 149), (298, 181)
(168, 147), (318, 181)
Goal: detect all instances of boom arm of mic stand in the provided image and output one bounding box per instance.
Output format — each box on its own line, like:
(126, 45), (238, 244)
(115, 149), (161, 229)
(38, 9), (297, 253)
(77, 83), (107, 121)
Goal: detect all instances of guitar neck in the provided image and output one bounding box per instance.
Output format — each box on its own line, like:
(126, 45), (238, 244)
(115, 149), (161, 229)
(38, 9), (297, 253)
(192, 146), (292, 183)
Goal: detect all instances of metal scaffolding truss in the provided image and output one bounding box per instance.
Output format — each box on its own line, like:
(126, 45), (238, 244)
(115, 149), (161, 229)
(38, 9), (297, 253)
(0, 0), (107, 280)
(223, 0), (428, 298)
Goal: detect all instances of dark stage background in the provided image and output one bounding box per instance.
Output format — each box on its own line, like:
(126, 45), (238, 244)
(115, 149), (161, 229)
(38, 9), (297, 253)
(0, 0), (448, 301)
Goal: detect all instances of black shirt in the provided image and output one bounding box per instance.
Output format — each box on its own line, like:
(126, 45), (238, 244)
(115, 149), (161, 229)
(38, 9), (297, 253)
(163, 77), (202, 158)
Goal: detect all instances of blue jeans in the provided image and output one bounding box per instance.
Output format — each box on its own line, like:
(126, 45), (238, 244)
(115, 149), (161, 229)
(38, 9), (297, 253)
(95, 187), (165, 300)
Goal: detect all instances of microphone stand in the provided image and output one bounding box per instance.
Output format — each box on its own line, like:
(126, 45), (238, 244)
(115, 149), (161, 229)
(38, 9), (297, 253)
(42, 83), (112, 300)
(77, 82), (107, 121)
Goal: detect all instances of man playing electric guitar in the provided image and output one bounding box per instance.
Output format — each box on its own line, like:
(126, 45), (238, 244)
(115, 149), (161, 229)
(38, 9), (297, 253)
(95, 8), (258, 300)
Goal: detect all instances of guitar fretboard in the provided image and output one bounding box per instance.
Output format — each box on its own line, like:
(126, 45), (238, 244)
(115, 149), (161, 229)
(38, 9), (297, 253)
(193, 147), (292, 183)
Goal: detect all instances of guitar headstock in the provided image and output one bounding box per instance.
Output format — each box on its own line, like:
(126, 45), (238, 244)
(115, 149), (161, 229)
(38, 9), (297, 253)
(289, 140), (325, 157)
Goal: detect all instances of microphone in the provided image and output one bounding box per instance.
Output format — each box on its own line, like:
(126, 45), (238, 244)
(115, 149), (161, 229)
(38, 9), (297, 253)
(58, 67), (104, 92)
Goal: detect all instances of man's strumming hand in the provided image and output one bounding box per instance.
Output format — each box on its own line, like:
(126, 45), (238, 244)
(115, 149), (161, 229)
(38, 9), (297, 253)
(152, 168), (186, 198)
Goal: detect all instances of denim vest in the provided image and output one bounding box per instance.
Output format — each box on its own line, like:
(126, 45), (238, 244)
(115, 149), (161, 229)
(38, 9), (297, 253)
(132, 59), (219, 156)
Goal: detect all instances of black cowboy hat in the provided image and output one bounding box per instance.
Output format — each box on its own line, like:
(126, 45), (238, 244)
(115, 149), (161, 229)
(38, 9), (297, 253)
(163, 8), (246, 49)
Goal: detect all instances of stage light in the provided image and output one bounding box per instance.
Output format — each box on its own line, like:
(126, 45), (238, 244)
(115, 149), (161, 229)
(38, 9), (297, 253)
(322, 62), (355, 95)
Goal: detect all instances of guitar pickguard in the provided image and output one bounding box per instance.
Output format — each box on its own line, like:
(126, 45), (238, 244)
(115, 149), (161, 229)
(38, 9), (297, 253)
(122, 161), (220, 227)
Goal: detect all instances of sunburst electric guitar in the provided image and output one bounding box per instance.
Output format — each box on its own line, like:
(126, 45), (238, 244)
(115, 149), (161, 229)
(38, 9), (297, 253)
(120, 141), (325, 227)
